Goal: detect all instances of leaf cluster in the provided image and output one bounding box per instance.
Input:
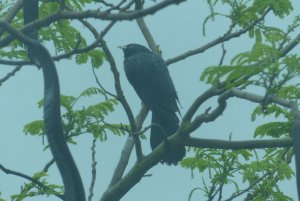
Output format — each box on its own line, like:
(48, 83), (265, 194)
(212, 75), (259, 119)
(10, 172), (64, 201)
(0, 0), (106, 68)
(182, 146), (294, 200)
(23, 87), (122, 145)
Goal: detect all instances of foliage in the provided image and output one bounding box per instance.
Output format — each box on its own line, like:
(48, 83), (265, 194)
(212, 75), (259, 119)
(10, 172), (64, 201)
(24, 87), (123, 143)
(182, 147), (294, 200)
(0, 192), (5, 201)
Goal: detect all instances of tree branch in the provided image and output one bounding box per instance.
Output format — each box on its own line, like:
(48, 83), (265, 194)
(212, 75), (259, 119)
(165, 7), (271, 65)
(0, 163), (64, 200)
(99, 38), (144, 158)
(0, 21), (86, 201)
(0, 0), (23, 37)
(292, 104), (300, 201)
(0, 65), (22, 86)
(0, 20), (116, 66)
(108, 106), (148, 187)
(0, 0), (186, 48)
(100, 137), (169, 201)
(88, 138), (97, 201)
(182, 85), (224, 123)
(187, 89), (230, 133)
(185, 137), (292, 150)
(230, 88), (293, 108)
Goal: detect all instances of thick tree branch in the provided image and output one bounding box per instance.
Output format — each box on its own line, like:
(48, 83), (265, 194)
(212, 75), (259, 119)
(0, 21), (86, 201)
(0, 0), (23, 37)
(182, 85), (224, 123)
(187, 89), (230, 133)
(100, 136), (171, 201)
(109, 106), (149, 187)
(97, 114), (293, 201)
(230, 88), (293, 108)
(185, 137), (292, 150)
(292, 104), (300, 201)
(184, 86), (295, 136)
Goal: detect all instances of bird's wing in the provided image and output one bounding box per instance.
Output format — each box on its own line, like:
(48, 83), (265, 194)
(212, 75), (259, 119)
(125, 53), (179, 116)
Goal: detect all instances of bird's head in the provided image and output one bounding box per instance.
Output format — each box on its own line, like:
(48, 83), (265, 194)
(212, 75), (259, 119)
(119, 43), (151, 57)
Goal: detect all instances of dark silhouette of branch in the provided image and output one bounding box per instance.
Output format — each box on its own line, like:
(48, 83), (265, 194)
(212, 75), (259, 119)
(165, 7), (271, 65)
(0, 0), (23, 37)
(0, 21), (86, 201)
(88, 138), (97, 201)
(292, 107), (300, 201)
(0, 65), (22, 86)
(73, 14), (149, 189)
(100, 136), (170, 201)
(16, 158), (55, 198)
(182, 85), (224, 123)
(188, 90), (230, 133)
(230, 88), (292, 108)
(99, 37), (144, 158)
(91, 66), (117, 99)
(184, 86), (300, 200)
(135, 1), (159, 52)
(185, 137), (292, 150)
(108, 106), (149, 187)
(226, 172), (271, 201)
(0, 21), (116, 66)
(0, 163), (64, 200)
(183, 84), (295, 136)
(218, 43), (226, 66)
(280, 33), (300, 56)
(43, 158), (55, 172)
(100, 13), (156, 188)
(0, 0), (186, 48)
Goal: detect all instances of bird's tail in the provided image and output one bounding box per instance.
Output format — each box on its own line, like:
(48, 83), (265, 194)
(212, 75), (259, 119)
(150, 111), (186, 165)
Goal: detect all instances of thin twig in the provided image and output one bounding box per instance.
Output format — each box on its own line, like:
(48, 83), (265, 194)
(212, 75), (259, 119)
(0, 65), (22, 86)
(88, 138), (97, 201)
(218, 43), (226, 66)
(91, 66), (117, 99)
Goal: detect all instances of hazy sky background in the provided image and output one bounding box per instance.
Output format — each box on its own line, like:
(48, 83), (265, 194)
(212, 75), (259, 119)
(1, 0), (300, 200)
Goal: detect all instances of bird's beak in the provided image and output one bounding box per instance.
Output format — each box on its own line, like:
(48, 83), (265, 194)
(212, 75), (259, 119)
(118, 45), (126, 50)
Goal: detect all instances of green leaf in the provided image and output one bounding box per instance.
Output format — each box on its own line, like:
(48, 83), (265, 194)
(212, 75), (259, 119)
(75, 52), (89, 64)
(89, 50), (105, 69)
(254, 121), (291, 138)
(80, 87), (105, 97)
(23, 120), (44, 136)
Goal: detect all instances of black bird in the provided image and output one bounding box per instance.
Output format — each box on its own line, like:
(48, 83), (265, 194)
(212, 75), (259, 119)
(120, 44), (186, 165)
